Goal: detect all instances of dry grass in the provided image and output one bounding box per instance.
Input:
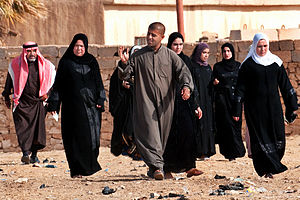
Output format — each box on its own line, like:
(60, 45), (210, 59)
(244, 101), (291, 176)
(0, 0), (47, 26)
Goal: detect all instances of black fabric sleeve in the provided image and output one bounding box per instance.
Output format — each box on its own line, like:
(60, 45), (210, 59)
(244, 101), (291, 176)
(232, 64), (246, 117)
(47, 61), (63, 113)
(277, 65), (298, 121)
(2, 72), (13, 101)
(92, 58), (106, 112)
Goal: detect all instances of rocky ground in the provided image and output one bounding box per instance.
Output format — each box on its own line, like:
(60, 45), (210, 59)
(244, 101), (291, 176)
(0, 135), (299, 200)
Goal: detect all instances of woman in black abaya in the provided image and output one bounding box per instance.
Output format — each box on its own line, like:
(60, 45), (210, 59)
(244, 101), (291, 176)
(191, 43), (216, 160)
(163, 32), (203, 178)
(47, 33), (106, 178)
(233, 33), (298, 178)
(213, 43), (245, 161)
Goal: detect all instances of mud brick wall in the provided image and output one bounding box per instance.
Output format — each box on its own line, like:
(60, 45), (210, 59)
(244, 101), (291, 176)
(0, 40), (299, 152)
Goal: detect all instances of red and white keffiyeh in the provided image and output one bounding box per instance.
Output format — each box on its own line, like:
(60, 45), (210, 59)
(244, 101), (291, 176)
(8, 41), (56, 111)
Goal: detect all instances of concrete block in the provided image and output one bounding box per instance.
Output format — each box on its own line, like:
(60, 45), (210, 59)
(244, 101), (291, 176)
(88, 45), (99, 58)
(49, 127), (61, 135)
(237, 41), (252, 52)
(53, 143), (64, 150)
(98, 46), (119, 58)
(236, 51), (248, 63)
(58, 46), (68, 58)
(207, 42), (218, 53)
(183, 43), (197, 56)
(0, 59), (9, 70)
(97, 58), (119, 69)
(2, 139), (11, 149)
(294, 40), (300, 50)
(273, 51), (291, 62)
(208, 54), (217, 66)
(0, 128), (8, 135)
(269, 41), (279, 51)
(279, 40), (294, 51)
(51, 133), (62, 140)
(50, 138), (62, 145)
(6, 47), (22, 59)
(287, 62), (298, 73)
(0, 48), (7, 59)
(39, 46), (58, 58)
(278, 28), (300, 40)
(292, 51), (300, 62)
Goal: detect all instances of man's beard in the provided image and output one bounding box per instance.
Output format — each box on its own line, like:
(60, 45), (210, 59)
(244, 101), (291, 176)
(28, 57), (36, 62)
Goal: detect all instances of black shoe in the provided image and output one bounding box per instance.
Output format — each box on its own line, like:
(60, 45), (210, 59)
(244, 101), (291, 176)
(30, 156), (40, 164)
(21, 155), (30, 164)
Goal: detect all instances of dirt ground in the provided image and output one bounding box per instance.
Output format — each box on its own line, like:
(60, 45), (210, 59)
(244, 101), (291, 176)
(0, 135), (299, 200)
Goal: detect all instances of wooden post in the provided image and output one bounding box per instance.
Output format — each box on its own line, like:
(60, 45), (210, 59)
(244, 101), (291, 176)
(176, 0), (185, 40)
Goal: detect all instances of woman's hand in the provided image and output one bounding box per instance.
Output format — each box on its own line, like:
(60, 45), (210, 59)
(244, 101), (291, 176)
(233, 116), (239, 121)
(213, 78), (219, 85)
(195, 107), (203, 119)
(118, 46), (129, 64)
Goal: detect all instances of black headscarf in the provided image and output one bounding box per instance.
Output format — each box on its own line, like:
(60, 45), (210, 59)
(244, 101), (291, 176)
(221, 42), (238, 71)
(167, 32), (184, 49)
(61, 33), (95, 65)
(167, 32), (185, 59)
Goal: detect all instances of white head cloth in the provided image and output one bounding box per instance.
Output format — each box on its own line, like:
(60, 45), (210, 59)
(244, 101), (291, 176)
(242, 33), (283, 67)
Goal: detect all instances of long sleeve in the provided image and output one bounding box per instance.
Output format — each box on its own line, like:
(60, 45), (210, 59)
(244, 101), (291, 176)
(2, 72), (13, 101)
(47, 61), (63, 113)
(92, 58), (106, 111)
(277, 65), (298, 118)
(171, 52), (194, 92)
(118, 60), (134, 82)
(233, 64), (247, 117)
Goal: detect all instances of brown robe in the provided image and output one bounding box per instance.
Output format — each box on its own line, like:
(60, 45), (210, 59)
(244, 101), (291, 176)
(3, 61), (47, 153)
(118, 45), (194, 171)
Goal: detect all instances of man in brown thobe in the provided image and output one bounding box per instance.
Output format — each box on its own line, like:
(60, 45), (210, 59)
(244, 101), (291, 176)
(118, 22), (194, 180)
(2, 42), (56, 164)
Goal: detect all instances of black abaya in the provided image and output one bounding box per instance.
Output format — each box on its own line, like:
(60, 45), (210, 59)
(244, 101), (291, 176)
(233, 57), (298, 176)
(192, 62), (216, 158)
(163, 53), (197, 173)
(47, 34), (105, 177)
(213, 60), (246, 159)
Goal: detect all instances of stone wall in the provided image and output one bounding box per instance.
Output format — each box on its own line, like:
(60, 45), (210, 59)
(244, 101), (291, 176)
(0, 40), (299, 152)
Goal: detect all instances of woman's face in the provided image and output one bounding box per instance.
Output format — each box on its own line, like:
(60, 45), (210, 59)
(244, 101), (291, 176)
(256, 39), (268, 57)
(222, 47), (232, 60)
(200, 48), (210, 62)
(171, 38), (183, 55)
(73, 40), (85, 57)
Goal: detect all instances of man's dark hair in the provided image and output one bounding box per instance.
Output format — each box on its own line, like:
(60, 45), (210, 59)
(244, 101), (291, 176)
(148, 22), (165, 35)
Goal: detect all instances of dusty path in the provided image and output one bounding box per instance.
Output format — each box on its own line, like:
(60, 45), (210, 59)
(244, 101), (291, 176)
(0, 135), (299, 200)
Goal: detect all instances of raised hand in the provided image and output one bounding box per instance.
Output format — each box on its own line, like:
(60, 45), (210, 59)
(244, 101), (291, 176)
(118, 46), (129, 64)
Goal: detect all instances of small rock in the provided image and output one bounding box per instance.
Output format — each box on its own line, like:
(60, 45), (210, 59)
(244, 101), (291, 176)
(32, 163), (42, 168)
(214, 174), (226, 179)
(45, 164), (57, 168)
(15, 178), (28, 183)
(150, 192), (159, 198)
(102, 186), (116, 195)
